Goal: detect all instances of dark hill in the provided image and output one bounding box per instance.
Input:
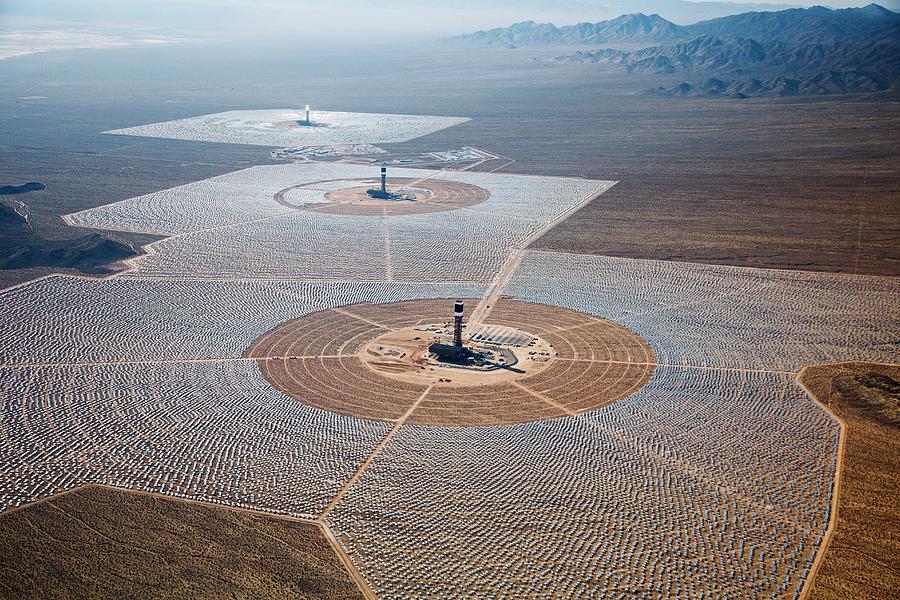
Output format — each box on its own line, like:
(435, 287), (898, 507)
(556, 36), (768, 73)
(559, 13), (685, 45)
(648, 71), (892, 98)
(645, 33), (899, 96)
(448, 20), (563, 47)
(0, 182), (46, 195)
(684, 4), (900, 45)
(0, 202), (136, 274)
(551, 33), (898, 78)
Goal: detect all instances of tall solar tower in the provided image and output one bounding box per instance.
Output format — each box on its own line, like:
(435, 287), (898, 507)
(453, 301), (464, 348)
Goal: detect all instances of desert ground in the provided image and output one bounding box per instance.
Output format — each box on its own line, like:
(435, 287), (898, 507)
(0, 485), (363, 599)
(798, 362), (900, 600)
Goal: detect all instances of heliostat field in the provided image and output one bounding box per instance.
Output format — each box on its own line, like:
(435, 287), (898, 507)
(65, 163), (611, 282)
(105, 108), (470, 147)
(2, 109), (897, 598)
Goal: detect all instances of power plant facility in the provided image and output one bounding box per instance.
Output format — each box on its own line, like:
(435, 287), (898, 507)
(429, 300), (477, 364)
(297, 104), (312, 126)
(426, 300), (522, 372)
(367, 165), (416, 201)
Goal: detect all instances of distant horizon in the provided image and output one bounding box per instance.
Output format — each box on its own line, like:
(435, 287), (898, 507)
(1, 0), (897, 41)
(465, 2), (897, 26)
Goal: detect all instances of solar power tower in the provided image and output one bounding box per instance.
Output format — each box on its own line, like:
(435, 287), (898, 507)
(453, 301), (464, 347)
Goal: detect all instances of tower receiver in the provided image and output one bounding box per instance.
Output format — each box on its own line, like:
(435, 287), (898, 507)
(366, 165), (416, 201)
(453, 301), (464, 348)
(297, 104), (312, 126)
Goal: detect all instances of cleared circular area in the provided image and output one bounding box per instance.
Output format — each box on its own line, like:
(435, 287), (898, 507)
(244, 299), (656, 427)
(274, 177), (490, 216)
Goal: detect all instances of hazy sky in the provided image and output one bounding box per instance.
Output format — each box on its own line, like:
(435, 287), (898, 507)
(1, 0), (896, 37)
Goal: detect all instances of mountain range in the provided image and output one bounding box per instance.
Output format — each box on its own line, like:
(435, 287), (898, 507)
(445, 4), (900, 97)
(446, 4), (898, 47)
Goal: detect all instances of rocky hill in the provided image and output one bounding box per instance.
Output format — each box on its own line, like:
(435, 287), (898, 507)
(555, 32), (898, 72)
(555, 36), (768, 73)
(0, 201), (135, 274)
(648, 71), (892, 98)
(445, 14), (685, 48)
(684, 4), (899, 45)
(561, 13), (686, 45)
